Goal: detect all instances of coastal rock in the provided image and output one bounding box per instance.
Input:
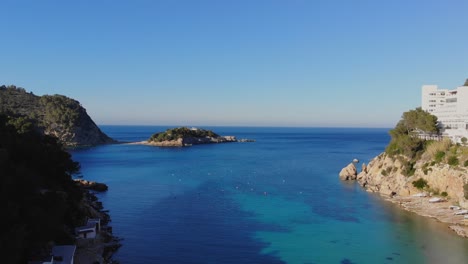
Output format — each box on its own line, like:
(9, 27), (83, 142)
(75, 179), (109, 192)
(357, 152), (468, 207)
(450, 225), (468, 238)
(238, 138), (256, 142)
(361, 163), (367, 173)
(356, 154), (413, 196)
(339, 163), (357, 180)
(353, 152), (468, 238)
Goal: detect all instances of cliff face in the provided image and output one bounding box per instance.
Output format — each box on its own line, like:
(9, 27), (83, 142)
(0, 85), (115, 146)
(43, 104), (116, 146)
(357, 153), (468, 208)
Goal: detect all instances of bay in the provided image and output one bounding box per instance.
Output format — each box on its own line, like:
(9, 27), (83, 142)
(71, 126), (468, 263)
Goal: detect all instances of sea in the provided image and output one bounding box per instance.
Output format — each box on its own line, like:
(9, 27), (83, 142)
(71, 126), (468, 264)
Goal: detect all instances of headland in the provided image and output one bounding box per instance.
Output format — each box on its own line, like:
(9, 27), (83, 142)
(340, 107), (468, 238)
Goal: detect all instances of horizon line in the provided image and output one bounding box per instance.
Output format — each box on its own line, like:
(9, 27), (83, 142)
(97, 124), (393, 129)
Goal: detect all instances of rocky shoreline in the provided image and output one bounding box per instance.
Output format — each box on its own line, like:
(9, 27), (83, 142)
(383, 194), (468, 238)
(339, 159), (468, 238)
(75, 181), (121, 263)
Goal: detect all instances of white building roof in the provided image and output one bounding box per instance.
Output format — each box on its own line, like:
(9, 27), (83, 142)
(51, 245), (76, 264)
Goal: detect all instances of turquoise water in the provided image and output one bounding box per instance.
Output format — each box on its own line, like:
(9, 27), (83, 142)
(71, 127), (468, 263)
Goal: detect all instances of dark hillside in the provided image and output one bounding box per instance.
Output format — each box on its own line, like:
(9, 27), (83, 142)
(0, 85), (115, 146)
(0, 114), (87, 263)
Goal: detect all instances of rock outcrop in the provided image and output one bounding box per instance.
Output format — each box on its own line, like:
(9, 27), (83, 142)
(75, 179), (109, 192)
(339, 153), (468, 238)
(348, 152), (468, 208)
(339, 163), (358, 180)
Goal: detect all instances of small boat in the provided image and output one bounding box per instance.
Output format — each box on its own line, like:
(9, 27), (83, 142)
(464, 215), (468, 219)
(429, 197), (444, 203)
(449, 205), (461, 210)
(412, 193), (427, 197)
(454, 210), (468, 215)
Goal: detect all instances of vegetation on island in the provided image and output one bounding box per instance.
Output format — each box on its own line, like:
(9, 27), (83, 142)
(0, 113), (90, 263)
(0, 85), (114, 146)
(149, 127), (220, 142)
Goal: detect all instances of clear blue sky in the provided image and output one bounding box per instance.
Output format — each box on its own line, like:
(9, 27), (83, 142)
(1, 0), (468, 127)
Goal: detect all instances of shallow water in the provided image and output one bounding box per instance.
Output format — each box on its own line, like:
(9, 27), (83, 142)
(71, 126), (468, 263)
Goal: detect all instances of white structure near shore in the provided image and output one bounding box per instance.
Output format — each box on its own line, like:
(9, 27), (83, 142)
(75, 218), (102, 239)
(422, 79), (468, 142)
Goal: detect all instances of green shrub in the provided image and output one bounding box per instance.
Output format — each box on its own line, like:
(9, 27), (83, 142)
(447, 156), (459, 166)
(464, 160), (468, 167)
(449, 146), (458, 155)
(422, 162), (430, 175)
(430, 161), (436, 166)
(402, 161), (416, 177)
(422, 162), (429, 169)
(441, 191), (448, 197)
(434, 151), (445, 163)
(412, 178), (428, 190)
(464, 184), (468, 200)
(425, 138), (452, 158)
(381, 167), (392, 176)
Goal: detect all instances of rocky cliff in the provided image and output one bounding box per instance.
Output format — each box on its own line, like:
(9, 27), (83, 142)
(0, 85), (115, 146)
(350, 153), (468, 208)
(339, 107), (468, 237)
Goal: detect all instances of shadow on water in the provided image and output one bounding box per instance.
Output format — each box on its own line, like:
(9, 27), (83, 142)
(126, 180), (286, 264)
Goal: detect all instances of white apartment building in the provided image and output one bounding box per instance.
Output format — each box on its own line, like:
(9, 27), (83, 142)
(421, 80), (468, 142)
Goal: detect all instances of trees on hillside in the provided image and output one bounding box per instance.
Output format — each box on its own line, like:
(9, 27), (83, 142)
(394, 107), (439, 135)
(0, 114), (83, 263)
(386, 107), (439, 158)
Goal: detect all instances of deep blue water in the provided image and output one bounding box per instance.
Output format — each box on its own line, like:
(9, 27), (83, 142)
(71, 126), (468, 264)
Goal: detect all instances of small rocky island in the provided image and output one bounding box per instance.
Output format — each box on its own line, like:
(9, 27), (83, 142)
(139, 127), (243, 147)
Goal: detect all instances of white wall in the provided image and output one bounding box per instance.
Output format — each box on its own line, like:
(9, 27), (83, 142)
(421, 83), (468, 142)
